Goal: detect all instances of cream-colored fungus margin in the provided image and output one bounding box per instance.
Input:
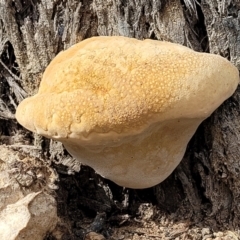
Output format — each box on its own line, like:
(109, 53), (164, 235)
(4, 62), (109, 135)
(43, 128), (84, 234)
(16, 36), (239, 188)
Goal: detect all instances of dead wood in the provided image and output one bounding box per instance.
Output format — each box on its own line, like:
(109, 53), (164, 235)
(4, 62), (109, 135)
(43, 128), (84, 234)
(0, 0), (240, 239)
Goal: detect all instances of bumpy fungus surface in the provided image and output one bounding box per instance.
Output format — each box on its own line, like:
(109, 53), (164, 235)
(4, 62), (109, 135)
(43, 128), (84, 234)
(16, 36), (239, 188)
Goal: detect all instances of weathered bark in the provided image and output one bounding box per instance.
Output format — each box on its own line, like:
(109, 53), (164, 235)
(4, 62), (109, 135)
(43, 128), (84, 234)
(0, 0), (240, 239)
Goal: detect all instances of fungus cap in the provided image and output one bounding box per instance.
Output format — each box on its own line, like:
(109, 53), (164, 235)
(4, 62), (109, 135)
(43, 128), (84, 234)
(16, 36), (239, 188)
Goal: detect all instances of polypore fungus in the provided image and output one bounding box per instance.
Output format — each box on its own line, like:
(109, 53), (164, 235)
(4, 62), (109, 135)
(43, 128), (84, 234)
(16, 36), (239, 188)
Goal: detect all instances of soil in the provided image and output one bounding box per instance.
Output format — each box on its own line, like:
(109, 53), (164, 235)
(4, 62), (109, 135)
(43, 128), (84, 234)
(1, 144), (239, 240)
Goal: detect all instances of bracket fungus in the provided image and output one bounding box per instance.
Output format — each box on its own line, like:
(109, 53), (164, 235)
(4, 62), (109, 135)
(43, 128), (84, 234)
(16, 36), (239, 189)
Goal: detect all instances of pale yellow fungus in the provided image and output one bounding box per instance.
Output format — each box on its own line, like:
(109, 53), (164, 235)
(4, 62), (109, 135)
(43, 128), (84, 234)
(16, 36), (239, 188)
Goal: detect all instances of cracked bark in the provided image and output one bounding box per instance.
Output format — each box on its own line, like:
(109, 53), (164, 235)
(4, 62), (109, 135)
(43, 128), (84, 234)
(0, 0), (240, 238)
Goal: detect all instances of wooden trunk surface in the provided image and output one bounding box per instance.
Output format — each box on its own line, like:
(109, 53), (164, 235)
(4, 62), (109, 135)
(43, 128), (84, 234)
(0, 0), (240, 239)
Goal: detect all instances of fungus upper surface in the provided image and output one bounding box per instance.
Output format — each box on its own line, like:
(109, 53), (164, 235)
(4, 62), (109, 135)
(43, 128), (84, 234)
(16, 36), (239, 144)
